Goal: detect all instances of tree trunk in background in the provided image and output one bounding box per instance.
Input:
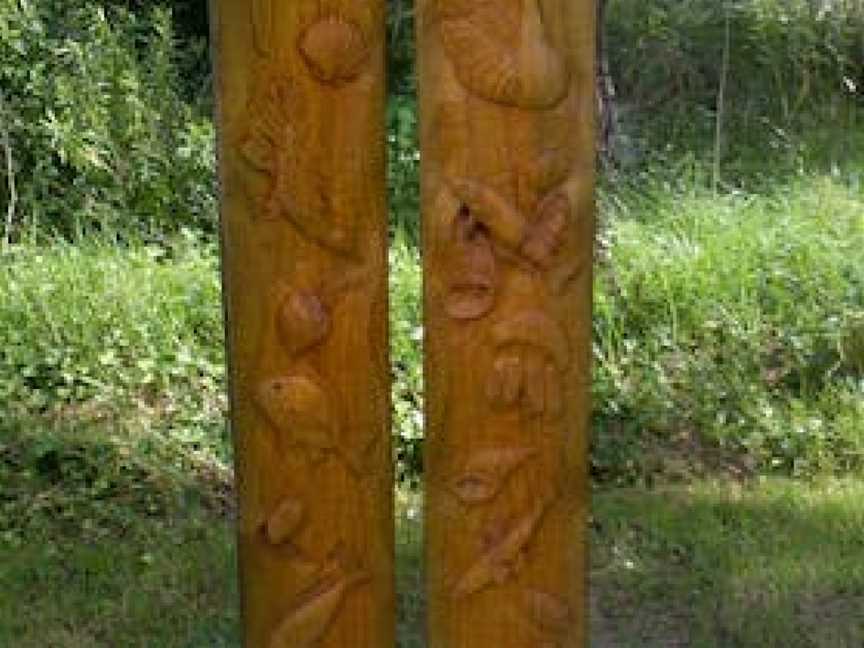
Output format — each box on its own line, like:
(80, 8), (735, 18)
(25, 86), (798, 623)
(419, 0), (595, 645)
(596, 0), (619, 168)
(210, 2), (394, 646)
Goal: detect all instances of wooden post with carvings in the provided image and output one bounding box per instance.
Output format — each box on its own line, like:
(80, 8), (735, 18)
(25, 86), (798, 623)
(210, 2), (394, 646)
(419, 0), (595, 646)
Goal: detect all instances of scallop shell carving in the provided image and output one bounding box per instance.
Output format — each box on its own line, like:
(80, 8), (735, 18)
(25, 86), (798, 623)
(299, 18), (370, 84)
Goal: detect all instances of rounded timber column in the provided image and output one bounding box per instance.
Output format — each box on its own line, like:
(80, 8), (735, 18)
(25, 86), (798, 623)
(210, 2), (394, 647)
(419, 1), (596, 646)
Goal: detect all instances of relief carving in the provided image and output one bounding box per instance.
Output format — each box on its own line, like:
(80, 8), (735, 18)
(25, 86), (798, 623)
(519, 588), (572, 645)
(449, 446), (537, 504)
(432, 0), (570, 109)
(269, 569), (370, 648)
(422, 0), (592, 643)
(216, 1), (390, 646)
(298, 17), (371, 84)
(277, 291), (330, 357)
(453, 497), (552, 599)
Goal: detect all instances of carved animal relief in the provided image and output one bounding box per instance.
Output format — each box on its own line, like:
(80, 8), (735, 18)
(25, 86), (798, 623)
(422, 0), (594, 645)
(213, 1), (392, 646)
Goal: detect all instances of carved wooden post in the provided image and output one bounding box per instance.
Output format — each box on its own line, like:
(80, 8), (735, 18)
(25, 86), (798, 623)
(419, 0), (595, 645)
(210, 2), (393, 646)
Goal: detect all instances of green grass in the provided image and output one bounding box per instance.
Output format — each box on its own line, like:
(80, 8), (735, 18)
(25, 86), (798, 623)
(593, 173), (864, 483)
(591, 477), (864, 647)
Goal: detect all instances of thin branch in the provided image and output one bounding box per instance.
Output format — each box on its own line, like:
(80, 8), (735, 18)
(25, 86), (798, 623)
(714, 3), (732, 194)
(0, 90), (17, 250)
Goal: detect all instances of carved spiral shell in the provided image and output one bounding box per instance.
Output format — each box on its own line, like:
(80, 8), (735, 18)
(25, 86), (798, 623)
(299, 17), (370, 84)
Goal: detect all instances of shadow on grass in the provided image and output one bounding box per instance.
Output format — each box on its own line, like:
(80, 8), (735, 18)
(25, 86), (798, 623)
(591, 479), (864, 647)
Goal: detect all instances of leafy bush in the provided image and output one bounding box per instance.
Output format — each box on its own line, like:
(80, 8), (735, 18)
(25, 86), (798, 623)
(0, 1), (215, 241)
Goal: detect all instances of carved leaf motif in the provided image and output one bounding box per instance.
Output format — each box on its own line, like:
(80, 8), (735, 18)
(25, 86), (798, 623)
(256, 375), (336, 461)
(265, 497), (305, 545)
(521, 190), (569, 269)
(269, 572), (369, 648)
(453, 499), (549, 598)
(450, 447), (536, 504)
(299, 17), (371, 84)
(438, 0), (569, 109)
(277, 291), (330, 357)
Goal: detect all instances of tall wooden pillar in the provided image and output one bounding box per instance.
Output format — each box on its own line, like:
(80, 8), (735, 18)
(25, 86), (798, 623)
(420, 1), (595, 646)
(210, 2), (393, 646)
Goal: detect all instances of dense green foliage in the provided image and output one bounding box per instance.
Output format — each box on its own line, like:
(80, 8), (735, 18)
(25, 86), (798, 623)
(0, 1), (863, 644)
(1, 0), (863, 487)
(0, 2), (215, 240)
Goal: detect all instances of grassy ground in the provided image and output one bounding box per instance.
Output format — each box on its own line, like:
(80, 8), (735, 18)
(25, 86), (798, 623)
(2, 91), (862, 648)
(3, 441), (863, 648)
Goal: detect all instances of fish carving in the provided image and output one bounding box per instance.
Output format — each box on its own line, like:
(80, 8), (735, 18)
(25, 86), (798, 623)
(453, 498), (550, 598)
(256, 375), (337, 463)
(239, 68), (369, 257)
(450, 447), (537, 504)
(269, 571), (369, 648)
(436, 0), (570, 109)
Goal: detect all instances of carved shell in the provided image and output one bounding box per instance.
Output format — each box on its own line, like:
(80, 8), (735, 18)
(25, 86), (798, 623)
(277, 292), (330, 356)
(256, 375), (336, 457)
(450, 447), (536, 504)
(265, 498), (305, 545)
(299, 18), (370, 84)
(439, 0), (569, 109)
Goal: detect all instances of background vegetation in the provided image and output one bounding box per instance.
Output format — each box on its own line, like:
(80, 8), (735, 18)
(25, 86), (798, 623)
(1, 0), (862, 645)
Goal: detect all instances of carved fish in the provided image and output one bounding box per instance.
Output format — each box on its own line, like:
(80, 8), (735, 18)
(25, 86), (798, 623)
(438, 0), (570, 109)
(453, 499), (549, 598)
(299, 17), (370, 84)
(277, 291), (330, 357)
(265, 497), (305, 545)
(450, 447), (536, 504)
(269, 571), (369, 648)
(256, 375), (336, 463)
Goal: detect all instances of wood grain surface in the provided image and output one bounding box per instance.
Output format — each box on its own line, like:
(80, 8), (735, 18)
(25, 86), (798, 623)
(210, 2), (393, 646)
(419, 1), (596, 645)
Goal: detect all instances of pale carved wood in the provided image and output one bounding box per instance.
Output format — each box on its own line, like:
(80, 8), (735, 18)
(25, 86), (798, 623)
(210, 2), (393, 646)
(420, 1), (596, 646)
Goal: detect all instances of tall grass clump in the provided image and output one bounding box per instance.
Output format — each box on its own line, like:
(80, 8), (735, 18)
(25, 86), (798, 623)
(593, 174), (864, 483)
(0, 237), (225, 438)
